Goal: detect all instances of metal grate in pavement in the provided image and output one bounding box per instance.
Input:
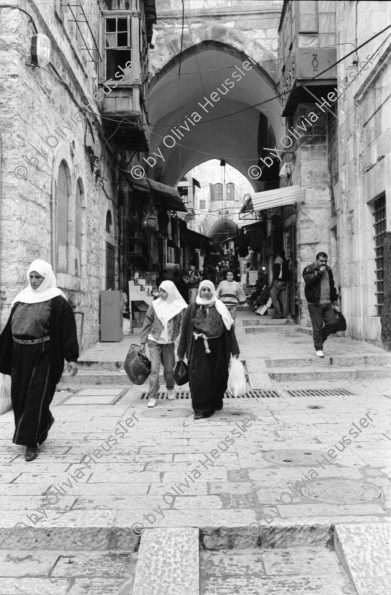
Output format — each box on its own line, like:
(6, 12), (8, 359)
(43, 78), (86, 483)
(287, 388), (354, 397)
(140, 390), (280, 400)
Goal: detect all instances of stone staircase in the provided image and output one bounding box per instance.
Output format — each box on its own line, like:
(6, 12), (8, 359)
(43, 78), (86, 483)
(238, 315), (391, 384)
(265, 353), (391, 382)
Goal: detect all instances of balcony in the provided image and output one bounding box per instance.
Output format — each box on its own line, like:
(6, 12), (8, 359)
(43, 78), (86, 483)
(278, 0), (337, 117)
(100, 1), (156, 150)
(101, 86), (149, 151)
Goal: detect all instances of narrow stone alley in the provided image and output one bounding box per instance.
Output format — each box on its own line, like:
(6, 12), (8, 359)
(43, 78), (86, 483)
(0, 311), (390, 593)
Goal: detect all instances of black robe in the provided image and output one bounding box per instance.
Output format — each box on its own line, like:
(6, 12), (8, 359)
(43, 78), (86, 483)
(177, 303), (240, 414)
(0, 296), (79, 446)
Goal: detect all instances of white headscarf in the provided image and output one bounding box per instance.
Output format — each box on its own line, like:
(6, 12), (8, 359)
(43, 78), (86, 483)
(11, 260), (66, 306)
(152, 280), (187, 326)
(196, 280), (233, 330)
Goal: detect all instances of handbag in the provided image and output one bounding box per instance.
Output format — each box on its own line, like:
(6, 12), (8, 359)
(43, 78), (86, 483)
(333, 308), (347, 332)
(227, 358), (247, 397)
(0, 373), (12, 415)
(123, 344), (151, 385)
(173, 360), (189, 386)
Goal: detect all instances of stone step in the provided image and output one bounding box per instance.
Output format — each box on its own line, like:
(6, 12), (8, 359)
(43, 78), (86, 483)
(58, 369), (133, 387)
(335, 523), (391, 595)
(241, 317), (295, 326)
(132, 528), (199, 595)
(268, 365), (391, 381)
(263, 354), (391, 368)
(244, 325), (298, 333)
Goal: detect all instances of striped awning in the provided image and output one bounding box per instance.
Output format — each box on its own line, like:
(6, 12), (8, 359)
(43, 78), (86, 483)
(251, 185), (305, 212)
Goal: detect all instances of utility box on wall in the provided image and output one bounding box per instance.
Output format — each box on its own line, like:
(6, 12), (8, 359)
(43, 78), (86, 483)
(100, 290), (123, 342)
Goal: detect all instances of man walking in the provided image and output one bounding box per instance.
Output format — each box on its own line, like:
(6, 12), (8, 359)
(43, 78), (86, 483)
(183, 264), (201, 304)
(270, 250), (289, 319)
(303, 252), (338, 357)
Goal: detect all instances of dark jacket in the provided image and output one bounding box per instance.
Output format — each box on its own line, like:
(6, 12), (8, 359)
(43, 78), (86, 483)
(0, 295), (79, 383)
(140, 304), (184, 346)
(177, 303), (240, 361)
(303, 262), (338, 304)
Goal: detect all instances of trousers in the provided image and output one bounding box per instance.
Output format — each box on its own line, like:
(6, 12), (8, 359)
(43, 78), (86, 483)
(270, 279), (288, 316)
(307, 303), (338, 350)
(147, 341), (175, 397)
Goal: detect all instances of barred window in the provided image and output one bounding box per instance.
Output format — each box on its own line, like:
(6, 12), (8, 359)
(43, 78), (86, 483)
(213, 183), (223, 201)
(373, 193), (386, 316)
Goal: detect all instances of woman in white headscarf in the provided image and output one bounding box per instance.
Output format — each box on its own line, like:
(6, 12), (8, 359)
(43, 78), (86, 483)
(140, 280), (187, 408)
(177, 280), (240, 419)
(0, 260), (79, 461)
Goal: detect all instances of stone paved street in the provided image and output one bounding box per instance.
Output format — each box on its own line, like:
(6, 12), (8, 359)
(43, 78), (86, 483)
(0, 312), (390, 592)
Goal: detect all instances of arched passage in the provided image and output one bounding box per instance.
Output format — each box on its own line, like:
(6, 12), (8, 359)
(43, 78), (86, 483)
(148, 41), (284, 187)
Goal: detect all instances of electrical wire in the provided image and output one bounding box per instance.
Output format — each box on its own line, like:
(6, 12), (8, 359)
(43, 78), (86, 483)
(149, 23), (391, 126)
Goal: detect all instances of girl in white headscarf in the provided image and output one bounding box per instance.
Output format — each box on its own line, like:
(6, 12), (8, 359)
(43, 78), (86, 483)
(0, 260), (79, 461)
(177, 280), (240, 419)
(140, 280), (187, 408)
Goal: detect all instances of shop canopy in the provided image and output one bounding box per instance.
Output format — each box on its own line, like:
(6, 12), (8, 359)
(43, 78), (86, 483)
(121, 170), (187, 213)
(249, 185), (305, 212)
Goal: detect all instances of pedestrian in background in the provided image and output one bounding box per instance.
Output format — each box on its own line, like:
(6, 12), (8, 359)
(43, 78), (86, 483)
(177, 280), (240, 420)
(183, 264), (201, 303)
(0, 260), (79, 461)
(270, 249), (290, 319)
(216, 270), (247, 322)
(303, 251), (338, 358)
(140, 281), (187, 408)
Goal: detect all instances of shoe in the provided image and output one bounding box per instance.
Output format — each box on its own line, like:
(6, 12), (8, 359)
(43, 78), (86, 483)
(25, 446), (38, 462)
(315, 350), (324, 358)
(167, 390), (175, 400)
(147, 398), (157, 408)
(272, 314), (284, 319)
(194, 412), (204, 420)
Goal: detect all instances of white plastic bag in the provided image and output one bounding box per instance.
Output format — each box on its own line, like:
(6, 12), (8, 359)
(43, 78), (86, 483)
(227, 358), (247, 397)
(0, 373), (12, 415)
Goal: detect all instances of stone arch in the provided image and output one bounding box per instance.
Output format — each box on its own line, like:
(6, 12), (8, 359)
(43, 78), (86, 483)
(148, 40), (284, 187)
(150, 24), (280, 84)
(150, 40), (279, 94)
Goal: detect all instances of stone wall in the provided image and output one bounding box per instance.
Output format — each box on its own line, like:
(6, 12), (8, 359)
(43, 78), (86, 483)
(0, 1), (118, 350)
(336, 1), (391, 346)
(151, 0), (283, 83)
(291, 105), (335, 328)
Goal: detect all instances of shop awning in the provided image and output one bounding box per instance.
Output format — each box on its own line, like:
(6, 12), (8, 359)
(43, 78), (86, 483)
(121, 170), (187, 212)
(250, 185), (304, 212)
(185, 228), (215, 249)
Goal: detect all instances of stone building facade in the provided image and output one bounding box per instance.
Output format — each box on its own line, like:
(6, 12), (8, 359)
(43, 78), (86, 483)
(335, 1), (391, 347)
(0, 0), (155, 349)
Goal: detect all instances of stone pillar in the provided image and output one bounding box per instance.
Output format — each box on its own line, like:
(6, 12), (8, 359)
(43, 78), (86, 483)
(291, 104), (334, 328)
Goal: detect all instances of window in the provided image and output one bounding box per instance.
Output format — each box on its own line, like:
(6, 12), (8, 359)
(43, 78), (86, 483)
(199, 200), (206, 210)
(56, 161), (70, 273)
(226, 183), (235, 201)
(298, 0), (318, 32)
(213, 183), (223, 201)
(105, 16), (131, 79)
(374, 194), (386, 316)
(106, 210), (113, 233)
(75, 179), (85, 277)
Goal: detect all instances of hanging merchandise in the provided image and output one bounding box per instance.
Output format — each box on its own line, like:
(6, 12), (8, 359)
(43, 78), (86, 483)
(142, 197), (159, 232)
